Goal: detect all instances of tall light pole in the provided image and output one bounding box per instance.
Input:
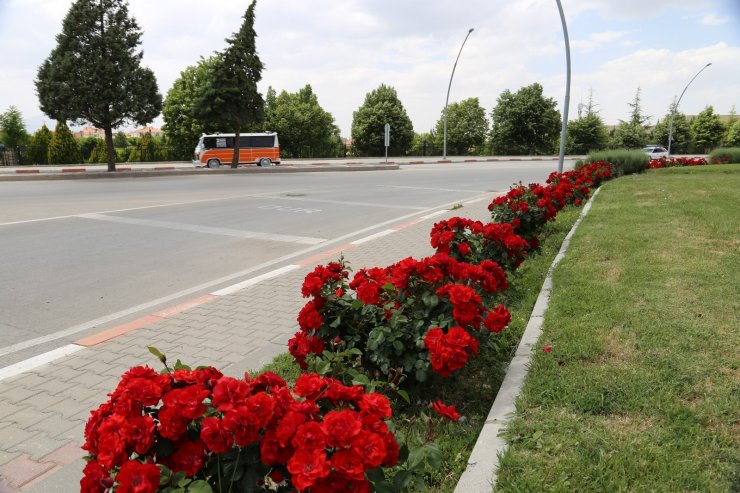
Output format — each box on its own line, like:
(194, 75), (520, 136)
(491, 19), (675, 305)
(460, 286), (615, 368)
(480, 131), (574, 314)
(668, 62), (711, 155)
(555, 0), (571, 173)
(443, 28), (474, 160)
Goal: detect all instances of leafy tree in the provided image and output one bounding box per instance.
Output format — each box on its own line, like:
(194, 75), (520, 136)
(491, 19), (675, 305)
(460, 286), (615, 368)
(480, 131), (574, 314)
(195, 0), (264, 167)
(690, 106), (725, 153)
(434, 97), (488, 155)
(0, 106), (29, 147)
(566, 113), (608, 155)
(489, 83), (561, 155)
(28, 124), (53, 164)
(412, 131), (436, 156)
(351, 84), (414, 156)
(264, 84), (339, 158)
(651, 101), (692, 153)
(162, 56), (220, 160)
(78, 137), (100, 161)
(36, 0), (161, 171)
(48, 121), (81, 164)
(264, 86), (277, 121)
(722, 106), (738, 146)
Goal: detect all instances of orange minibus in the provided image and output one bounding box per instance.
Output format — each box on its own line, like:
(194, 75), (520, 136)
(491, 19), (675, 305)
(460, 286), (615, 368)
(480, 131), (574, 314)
(193, 133), (281, 168)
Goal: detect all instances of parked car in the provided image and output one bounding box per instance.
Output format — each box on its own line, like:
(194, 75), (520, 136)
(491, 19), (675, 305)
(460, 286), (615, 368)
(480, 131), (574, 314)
(643, 145), (669, 159)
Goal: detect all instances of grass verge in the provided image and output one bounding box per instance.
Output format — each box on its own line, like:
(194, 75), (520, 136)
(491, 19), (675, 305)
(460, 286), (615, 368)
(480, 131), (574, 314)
(495, 164), (740, 492)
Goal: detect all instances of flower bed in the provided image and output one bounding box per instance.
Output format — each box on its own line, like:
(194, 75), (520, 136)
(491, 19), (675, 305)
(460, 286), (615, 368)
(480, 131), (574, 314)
(647, 156), (709, 169)
(82, 160), (616, 492)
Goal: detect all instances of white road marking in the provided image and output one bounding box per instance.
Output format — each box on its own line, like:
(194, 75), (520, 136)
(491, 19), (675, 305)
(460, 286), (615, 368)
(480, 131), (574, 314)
(0, 192), (492, 360)
(0, 344), (84, 382)
(350, 229), (397, 245)
(379, 185), (489, 193)
(259, 195), (428, 211)
(419, 210), (449, 221)
(211, 265), (300, 296)
(78, 213), (327, 245)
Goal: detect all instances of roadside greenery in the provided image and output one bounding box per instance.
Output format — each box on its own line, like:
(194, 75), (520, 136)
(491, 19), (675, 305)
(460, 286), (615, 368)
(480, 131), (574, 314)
(351, 84), (415, 157)
(433, 98), (489, 156)
(709, 147), (740, 164)
(490, 83), (561, 155)
(496, 165), (740, 492)
(584, 149), (648, 175)
(35, 0), (162, 171)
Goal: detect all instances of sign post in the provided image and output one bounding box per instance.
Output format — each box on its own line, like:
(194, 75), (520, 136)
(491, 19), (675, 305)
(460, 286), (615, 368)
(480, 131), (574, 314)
(384, 123), (390, 163)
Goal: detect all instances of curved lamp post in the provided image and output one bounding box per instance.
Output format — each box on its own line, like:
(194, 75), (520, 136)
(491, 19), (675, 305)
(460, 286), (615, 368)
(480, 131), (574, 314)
(555, 0), (571, 173)
(443, 28), (474, 160)
(668, 62), (711, 155)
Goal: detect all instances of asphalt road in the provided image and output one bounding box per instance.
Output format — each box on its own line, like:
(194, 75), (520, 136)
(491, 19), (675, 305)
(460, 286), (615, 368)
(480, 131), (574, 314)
(0, 160), (557, 367)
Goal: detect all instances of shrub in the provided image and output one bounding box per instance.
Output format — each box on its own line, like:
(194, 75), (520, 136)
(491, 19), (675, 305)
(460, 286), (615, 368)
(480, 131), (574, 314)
(289, 255), (511, 384)
(708, 147), (740, 164)
(585, 149), (648, 175)
(82, 359), (400, 492)
(48, 121), (81, 164)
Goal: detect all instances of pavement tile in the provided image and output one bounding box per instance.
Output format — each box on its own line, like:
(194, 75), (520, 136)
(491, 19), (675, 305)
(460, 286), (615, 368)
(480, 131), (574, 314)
(28, 412), (80, 439)
(6, 409), (52, 429)
(11, 432), (70, 461)
(0, 454), (55, 490)
(0, 401), (23, 420)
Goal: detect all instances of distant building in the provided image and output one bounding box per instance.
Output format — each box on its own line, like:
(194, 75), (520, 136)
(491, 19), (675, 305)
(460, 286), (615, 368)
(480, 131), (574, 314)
(127, 126), (163, 138)
(73, 127), (105, 139)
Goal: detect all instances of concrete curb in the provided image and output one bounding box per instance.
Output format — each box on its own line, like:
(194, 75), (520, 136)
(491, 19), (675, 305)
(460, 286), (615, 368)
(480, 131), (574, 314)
(453, 186), (603, 493)
(0, 164), (400, 181)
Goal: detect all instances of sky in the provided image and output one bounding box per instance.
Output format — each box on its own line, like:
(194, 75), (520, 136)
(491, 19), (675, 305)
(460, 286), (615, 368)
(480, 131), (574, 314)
(1, 0), (739, 139)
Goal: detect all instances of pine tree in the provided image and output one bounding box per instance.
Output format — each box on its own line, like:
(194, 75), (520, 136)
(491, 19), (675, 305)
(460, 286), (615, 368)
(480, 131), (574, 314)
(29, 124), (53, 164)
(35, 0), (162, 171)
(48, 121), (81, 164)
(195, 0), (264, 167)
(0, 106), (29, 148)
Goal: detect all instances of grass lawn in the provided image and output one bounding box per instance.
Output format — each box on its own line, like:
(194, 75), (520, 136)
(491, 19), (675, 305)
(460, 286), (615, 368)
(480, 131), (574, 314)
(495, 165), (740, 492)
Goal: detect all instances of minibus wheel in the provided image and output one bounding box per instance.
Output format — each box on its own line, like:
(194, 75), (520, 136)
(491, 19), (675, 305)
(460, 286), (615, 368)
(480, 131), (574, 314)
(259, 158), (272, 167)
(207, 159), (220, 168)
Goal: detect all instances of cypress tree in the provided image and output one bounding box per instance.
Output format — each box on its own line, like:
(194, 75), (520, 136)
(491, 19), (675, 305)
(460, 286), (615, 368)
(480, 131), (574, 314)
(195, 0), (264, 167)
(48, 121), (81, 164)
(35, 0), (162, 171)
(29, 124), (53, 164)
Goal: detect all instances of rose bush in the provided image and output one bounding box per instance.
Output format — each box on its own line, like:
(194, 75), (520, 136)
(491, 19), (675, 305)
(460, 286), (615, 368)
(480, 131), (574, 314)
(290, 254), (511, 384)
(430, 217), (531, 272)
(82, 360), (400, 493)
(647, 157), (710, 169)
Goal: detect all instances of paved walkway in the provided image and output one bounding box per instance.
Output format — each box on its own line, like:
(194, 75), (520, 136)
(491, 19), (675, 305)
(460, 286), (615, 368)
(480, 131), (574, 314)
(0, 193), (496, 491)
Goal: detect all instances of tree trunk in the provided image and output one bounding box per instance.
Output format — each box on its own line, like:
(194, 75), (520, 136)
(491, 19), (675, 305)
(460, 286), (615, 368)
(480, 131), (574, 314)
(104, 125), (116, 172)
(232, 123), (241, 168)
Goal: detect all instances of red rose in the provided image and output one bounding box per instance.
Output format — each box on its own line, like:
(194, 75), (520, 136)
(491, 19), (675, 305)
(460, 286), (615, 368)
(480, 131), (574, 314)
(287, 449), (330, 491)
(160, 438), (206, 476)
(382, 433), (400, 467)
(95, 415), (132, 470)
(322, 409), (363, 447)
(161, 385), (210, 420)
(458, 242), (471, 256)
(212, 376), (249, 412)
(157, 405), (190, 441)
(350, 431), (386, 469)
(294, 373), (327, 400)
(276, 410), (307, 447)
(115, 460), (160, 493)
(484, 305), (511, 333)
(358, 393), (392, 420)
(260, 429), (293, 466)
(432, 401), (461, 422)
(330, 448), (366, 481)
(543, 345), (552, 353)
(200, 416), (233, 454)
(297, 299), (324, 331)
(129, 415), (155, 455)
(223, 405), (260, 447)
(246, 391), (274, 427)
(292, 421), (327, 451)
(80, 460), (110, 493)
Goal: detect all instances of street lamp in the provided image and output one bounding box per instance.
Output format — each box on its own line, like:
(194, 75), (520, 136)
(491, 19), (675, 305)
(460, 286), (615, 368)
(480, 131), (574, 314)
(555, 0), (571, 173)
(443, 28), (474, 160)
(667, 62), (711, 155)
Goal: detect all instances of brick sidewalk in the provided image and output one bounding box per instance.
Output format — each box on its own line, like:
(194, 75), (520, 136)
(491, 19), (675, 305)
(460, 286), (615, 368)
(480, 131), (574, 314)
(0, 196), (496, 492)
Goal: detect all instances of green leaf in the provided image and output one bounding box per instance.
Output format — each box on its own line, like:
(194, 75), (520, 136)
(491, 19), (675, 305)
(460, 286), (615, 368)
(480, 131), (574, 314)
(392, 470), (415, 491)
(186, 481), (213, 493)
(396, 389), (411, 404)
(366, 467), (385, 484)
(148, 346), (164, 359)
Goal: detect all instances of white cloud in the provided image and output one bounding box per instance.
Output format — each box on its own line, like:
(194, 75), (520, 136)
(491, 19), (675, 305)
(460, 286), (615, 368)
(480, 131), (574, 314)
(0, 0), (738, 141)
(701, 13), (730, 25)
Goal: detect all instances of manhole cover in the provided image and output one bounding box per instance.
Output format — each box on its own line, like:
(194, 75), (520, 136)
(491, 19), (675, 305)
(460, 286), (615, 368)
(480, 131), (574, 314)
(286, 193), (306, 197)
